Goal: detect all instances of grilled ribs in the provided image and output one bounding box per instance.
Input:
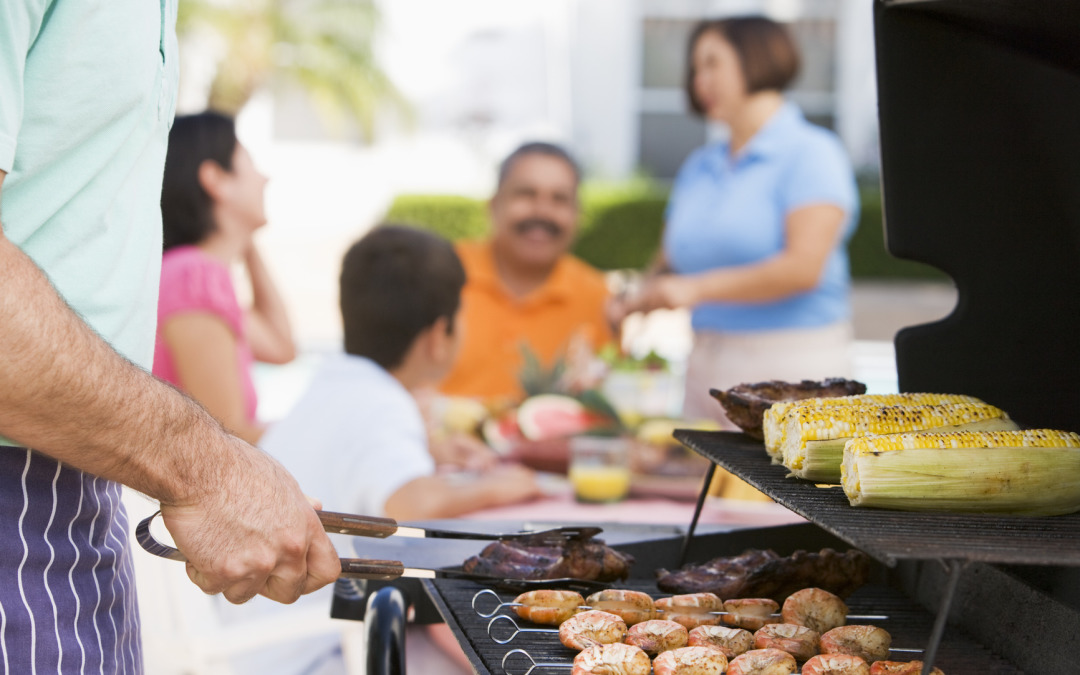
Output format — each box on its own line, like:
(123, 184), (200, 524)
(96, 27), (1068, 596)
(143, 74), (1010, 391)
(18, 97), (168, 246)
(655, 548), (870, 601)
(463, 534), (634, 582)
(710, 378), (867, 439)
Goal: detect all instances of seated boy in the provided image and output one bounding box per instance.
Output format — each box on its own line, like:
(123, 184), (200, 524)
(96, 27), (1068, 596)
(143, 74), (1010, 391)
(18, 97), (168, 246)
(222, 225), (540, 674)
(264, 224), (539, 520)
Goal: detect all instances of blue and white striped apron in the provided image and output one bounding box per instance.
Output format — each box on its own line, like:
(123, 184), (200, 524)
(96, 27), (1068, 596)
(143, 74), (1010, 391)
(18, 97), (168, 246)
(0, 447), (141, 673)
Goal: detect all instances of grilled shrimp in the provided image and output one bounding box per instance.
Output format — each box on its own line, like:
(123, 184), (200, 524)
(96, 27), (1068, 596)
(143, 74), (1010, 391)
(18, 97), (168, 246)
(513, 589), (584, 626)
(723, 598), (781, 631)
(869, 661), (944, 675)
(726, 648), (799, 675)
(571, 642), (651, 675)
(625, 619), (688, 655)
(819, 626), (892, 664)
(652, 645), (729, 675)
(781, 588), (849, 634)
(559, 610), (628, 650)
(688, 624), (755, 658)
(656, 593), (724, 629)
(753, 623), (820, 662)
(801, 654), (870, 674)
(586, 589), (657, 626)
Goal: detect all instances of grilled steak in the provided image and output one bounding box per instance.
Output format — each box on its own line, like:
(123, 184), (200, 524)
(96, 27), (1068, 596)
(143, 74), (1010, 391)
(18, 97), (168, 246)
(656, 548), (870, 601)
(463, 534), (634, 582)
(710, 378), (867, 439)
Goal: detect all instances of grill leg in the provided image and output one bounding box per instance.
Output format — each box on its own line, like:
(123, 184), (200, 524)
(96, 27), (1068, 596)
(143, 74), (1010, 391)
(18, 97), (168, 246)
(365, 585), (409, 675)
(921, 559), (967, 675)
(679, 462), (718, 566)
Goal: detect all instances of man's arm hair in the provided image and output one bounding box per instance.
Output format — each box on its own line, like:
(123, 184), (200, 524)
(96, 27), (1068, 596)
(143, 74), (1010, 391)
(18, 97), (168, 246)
(0, 183), (225, 503)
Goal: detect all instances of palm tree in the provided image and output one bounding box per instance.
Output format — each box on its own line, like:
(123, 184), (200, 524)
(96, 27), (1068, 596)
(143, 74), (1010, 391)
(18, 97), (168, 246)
(177, 0), (410, 140)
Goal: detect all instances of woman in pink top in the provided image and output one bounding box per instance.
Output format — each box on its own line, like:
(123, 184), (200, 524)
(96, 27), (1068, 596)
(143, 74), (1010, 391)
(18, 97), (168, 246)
(154, 112), (296, 444)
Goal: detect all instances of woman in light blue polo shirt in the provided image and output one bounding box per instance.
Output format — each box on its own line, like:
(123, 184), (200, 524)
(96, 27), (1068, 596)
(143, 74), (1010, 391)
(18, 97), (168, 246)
(615, 16), (859, 423)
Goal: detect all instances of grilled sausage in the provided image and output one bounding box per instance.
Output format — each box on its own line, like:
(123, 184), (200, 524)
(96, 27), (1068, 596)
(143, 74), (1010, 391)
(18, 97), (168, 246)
(585, 589), (656, 626)
(723, 598), (781, 631)
(802, 654), (871, 674)
(753, 623), (820, 661)
(820, 626), (892, 664)
(571, 642), (651, 675)
(781, 588), (848, 634)
(687, 624), (755, 659)
(656, 593), (724, 629)
(512, 589), (584, 626)
(559, 610), (628, 650)
(625, 619), (688, 656)
(726, 648), (798, 675)
(652, 645), (729, 675)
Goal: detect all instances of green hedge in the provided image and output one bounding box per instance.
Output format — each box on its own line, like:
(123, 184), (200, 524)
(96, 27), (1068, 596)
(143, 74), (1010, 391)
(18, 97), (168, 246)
(847, 185), (947, 280)
(384, 184), (948, 280)
(384, 194), (489, 241)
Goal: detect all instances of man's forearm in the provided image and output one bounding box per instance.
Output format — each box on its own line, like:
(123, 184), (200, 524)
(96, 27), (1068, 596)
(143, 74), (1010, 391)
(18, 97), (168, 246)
(0, 233), (232, 505)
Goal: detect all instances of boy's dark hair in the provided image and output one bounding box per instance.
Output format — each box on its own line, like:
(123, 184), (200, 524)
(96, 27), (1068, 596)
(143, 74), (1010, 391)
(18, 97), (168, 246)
(497, 141), (581, 188)
(340, 225), (466, 370)
(161, 111), (238, 251)
(685, 16), (801, 117)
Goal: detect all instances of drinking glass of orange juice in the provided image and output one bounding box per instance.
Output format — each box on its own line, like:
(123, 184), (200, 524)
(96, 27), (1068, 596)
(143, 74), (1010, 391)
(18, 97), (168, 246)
(568, 436), (631, 503)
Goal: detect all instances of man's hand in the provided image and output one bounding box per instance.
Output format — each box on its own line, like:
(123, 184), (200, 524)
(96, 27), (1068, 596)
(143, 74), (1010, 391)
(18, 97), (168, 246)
(160, 438), (341, 605)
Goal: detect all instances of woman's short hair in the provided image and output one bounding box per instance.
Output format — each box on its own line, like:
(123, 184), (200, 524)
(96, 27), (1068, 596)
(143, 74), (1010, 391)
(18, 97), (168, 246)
(685, 16), (801, 116)
(160, 111), (238, 251)
(339, 224), (466, 370)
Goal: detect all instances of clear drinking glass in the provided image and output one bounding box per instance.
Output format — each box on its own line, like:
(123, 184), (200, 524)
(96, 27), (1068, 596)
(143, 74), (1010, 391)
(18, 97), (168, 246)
(568, 436), (631, 503)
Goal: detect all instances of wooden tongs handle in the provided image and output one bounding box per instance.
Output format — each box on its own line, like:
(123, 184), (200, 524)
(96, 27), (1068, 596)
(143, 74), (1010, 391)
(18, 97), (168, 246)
(318, 510), (399, 538)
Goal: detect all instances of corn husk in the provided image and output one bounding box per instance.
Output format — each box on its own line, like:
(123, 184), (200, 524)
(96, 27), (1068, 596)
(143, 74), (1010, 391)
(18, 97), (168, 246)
(841, 429), (1080, 516)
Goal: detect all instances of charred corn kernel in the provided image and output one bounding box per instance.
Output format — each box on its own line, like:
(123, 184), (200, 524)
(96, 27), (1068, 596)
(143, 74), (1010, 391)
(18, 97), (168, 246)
(780, 402), (1015, 484)
(762, 393), (983, 461)
(842, 429), (1080, 516)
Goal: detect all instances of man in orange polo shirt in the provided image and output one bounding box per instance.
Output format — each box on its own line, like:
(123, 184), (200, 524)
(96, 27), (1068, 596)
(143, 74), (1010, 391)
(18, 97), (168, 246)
(440, 142), (612, 401)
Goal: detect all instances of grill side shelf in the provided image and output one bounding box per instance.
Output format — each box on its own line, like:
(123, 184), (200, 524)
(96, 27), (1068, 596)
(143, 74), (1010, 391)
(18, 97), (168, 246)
(674, 429), (1080, 567)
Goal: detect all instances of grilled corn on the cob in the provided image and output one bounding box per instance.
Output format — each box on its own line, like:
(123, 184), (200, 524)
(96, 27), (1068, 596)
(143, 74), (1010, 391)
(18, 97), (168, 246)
(841, 429), (1080, 515)
(762, 392), (984, 462)
(780, 402), (1016, 483)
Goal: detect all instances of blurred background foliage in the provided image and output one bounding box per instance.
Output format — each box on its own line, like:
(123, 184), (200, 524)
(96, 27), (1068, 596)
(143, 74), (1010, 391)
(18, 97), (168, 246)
(177, 0), (410, 139)
(384, 178), (947, 279)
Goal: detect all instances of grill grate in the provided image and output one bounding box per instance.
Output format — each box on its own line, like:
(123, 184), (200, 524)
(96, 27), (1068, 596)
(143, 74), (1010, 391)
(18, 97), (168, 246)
(675, 430), (1080, 567)
(423, 578), (1022, 674)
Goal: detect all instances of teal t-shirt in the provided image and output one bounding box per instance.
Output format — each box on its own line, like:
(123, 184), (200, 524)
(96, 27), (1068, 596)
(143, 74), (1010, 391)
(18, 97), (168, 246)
(0, 0), (179, 370)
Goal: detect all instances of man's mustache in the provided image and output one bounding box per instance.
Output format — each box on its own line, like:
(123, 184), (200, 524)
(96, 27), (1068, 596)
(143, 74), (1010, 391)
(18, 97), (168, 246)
(513, 219), (563, 238)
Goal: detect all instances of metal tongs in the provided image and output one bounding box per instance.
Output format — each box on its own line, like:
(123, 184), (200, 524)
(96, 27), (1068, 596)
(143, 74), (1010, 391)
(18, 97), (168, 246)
(135, 510), (611, 594)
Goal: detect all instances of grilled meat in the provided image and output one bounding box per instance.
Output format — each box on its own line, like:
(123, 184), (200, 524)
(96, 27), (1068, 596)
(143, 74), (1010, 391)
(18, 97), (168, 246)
(655, 548), (870, 602)
(463, 534), (634, 582)
(710, 379), (866, 439)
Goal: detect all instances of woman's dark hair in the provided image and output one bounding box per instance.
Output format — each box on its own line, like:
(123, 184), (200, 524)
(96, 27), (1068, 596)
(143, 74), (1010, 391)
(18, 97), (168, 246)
(160, 111), (238, 251)
(685, 16), (801, 117)
(340, 224), (466, 370)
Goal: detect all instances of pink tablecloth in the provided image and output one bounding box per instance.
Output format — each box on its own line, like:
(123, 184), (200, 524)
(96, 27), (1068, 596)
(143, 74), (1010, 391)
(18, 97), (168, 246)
(462, 492), (805, 530)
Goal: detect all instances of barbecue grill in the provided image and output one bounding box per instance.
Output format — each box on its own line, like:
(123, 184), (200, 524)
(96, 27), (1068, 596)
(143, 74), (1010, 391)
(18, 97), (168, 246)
(412, 1), (1080, 673)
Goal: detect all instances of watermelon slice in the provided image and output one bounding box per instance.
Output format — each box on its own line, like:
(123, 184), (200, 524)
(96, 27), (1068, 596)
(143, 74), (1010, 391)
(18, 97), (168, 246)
(517, 394), (611, 441)
(481, 412), (523, 454)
